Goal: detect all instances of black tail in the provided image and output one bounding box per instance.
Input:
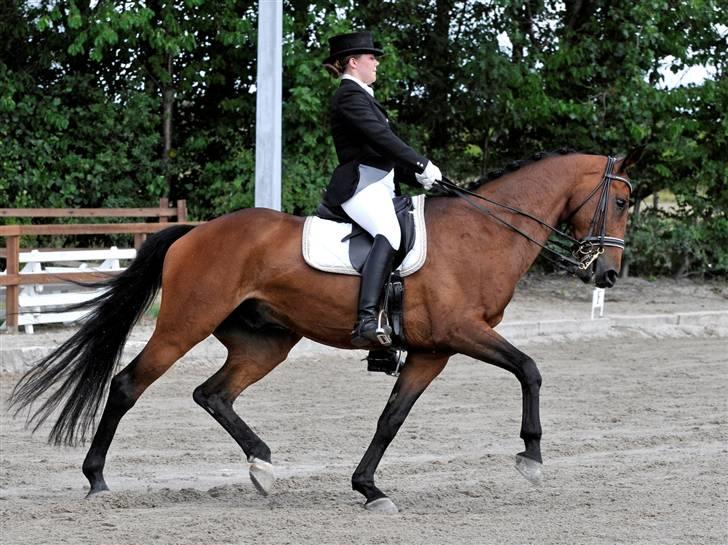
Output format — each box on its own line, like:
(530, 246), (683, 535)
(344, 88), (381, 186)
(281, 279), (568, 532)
(8, 224), (195, 446)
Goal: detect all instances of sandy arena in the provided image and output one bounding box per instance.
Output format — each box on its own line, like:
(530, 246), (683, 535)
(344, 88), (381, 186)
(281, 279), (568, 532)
(1, 276), (727, 545)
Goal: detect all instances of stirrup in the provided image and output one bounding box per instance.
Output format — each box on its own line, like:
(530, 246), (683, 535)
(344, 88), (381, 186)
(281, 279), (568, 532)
(351, 315), (391, 348)
(376, 309), (392, 346)
(367, 348), (404, 376)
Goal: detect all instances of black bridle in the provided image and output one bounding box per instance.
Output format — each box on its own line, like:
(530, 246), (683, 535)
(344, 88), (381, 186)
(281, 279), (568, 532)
(435, 156), (633, 274)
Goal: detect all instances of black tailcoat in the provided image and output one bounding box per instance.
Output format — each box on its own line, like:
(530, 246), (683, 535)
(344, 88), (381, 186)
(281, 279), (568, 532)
(323, 79), (427, 206)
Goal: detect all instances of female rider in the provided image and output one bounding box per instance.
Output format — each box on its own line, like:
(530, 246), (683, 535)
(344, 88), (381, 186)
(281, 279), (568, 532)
(322, 31), (442, 347)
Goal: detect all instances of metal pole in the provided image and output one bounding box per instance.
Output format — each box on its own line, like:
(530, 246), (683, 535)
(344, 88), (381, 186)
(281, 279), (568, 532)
(254, 0), (282, 211)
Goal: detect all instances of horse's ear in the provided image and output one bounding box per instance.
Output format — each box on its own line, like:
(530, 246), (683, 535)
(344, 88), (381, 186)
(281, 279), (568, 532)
(617, 145), (647, 173)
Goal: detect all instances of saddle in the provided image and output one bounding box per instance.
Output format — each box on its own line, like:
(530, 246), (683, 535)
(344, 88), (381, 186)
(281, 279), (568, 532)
(303, 194), (427, 277)
(302, 195), (427, 374)
(315, 196), (417, 273)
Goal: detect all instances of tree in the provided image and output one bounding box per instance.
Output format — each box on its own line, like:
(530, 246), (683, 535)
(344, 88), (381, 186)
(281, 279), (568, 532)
(1, 0), (724, 276)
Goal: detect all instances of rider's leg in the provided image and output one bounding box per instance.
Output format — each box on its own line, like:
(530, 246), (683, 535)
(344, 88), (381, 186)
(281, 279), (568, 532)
(341, 181), (401, 347)
(350, 234), (396, 346)
(342, 178), (401, 250)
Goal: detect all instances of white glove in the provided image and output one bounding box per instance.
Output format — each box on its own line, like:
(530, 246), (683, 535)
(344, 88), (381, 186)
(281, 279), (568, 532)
(415, 161), (442, 190)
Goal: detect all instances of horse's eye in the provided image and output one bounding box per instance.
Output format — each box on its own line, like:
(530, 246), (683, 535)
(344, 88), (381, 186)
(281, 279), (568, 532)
(615, 198), (627, 210)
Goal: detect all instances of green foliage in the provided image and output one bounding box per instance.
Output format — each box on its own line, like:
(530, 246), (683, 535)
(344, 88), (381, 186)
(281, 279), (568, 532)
(0, 0), (725, 277)
(627, 209), (728, 277)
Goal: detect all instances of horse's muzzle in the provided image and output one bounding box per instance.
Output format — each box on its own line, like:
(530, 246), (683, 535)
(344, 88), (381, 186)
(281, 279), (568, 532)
(595, 268), (618, 288)
(575, 260), (619, 288)
(593, 255), (619, 288)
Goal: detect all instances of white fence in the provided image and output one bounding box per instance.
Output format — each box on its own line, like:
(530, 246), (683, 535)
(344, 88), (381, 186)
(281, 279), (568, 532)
(1, 247), (136, 333)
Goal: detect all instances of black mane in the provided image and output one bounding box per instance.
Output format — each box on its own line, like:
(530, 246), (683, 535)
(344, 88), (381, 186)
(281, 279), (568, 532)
(466, 148), (583, 190)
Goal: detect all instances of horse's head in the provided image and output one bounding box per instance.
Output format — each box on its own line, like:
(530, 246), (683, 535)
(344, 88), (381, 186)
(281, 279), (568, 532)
(567, 147), (645, 288)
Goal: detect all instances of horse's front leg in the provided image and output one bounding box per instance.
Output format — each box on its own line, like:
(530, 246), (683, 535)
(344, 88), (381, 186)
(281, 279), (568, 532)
(352, 351), (449, 514)
(449, 321), (543, 484)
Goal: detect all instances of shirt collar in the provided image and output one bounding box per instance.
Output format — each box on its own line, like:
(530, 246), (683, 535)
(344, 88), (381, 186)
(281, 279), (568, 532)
(341, 74), (374, 97)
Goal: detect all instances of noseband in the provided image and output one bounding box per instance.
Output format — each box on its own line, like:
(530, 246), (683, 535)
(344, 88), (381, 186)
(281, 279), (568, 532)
(436, 156), (632, 274)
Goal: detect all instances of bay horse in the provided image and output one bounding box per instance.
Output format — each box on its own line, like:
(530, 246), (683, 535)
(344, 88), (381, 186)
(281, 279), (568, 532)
(10, 150), (642, 514)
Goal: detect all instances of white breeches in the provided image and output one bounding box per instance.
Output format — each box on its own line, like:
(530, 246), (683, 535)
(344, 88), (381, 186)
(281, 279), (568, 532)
(341, 176), (401, 251)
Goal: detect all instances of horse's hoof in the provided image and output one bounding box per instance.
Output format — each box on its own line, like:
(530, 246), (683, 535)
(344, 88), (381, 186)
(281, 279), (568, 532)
(85, 487), (111, 499)
(248, 457), (275, 496)
(515, 454), (543, 486)
(364, 497), (399, 514)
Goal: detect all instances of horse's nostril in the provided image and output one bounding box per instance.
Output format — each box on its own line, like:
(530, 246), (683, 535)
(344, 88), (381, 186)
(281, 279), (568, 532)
(604, 269), (618, 287)
(595, 268), (618, 288)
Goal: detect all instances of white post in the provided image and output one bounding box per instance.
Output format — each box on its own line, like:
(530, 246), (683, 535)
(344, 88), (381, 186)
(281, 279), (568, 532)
(591, 287), (605, 319)
(254, 0), (282, 211)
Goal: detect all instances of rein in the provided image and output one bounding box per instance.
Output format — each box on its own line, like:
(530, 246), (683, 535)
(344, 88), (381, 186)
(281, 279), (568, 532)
(436, 156), (633, 273)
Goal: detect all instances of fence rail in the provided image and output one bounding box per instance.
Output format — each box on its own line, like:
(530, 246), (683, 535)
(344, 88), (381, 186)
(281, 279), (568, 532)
(7, 247), (136, 333)
(1, 199), (197, 332)
(0, 207), (184, 218)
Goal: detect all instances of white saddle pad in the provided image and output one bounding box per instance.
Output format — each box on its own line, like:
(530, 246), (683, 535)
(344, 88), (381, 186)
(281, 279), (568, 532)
(302, 194), (427, 276)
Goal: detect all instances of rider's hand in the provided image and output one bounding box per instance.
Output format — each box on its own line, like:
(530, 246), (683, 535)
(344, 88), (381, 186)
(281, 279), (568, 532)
(416, 176), (434, 190)
(415, 161), (442, 190)
(424, 161), (442, 182)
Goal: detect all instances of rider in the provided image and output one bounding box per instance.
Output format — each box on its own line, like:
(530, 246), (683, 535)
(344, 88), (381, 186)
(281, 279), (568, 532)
(322, 30), (442, 347)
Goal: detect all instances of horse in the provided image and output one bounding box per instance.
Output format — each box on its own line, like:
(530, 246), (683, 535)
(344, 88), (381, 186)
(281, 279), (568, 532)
(9, 149), (642, 514)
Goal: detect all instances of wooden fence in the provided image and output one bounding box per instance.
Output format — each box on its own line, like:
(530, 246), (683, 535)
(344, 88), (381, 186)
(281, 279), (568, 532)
(1, 198), (196, 332)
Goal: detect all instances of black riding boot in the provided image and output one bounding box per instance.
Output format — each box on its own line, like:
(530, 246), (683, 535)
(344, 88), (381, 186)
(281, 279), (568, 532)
(351, 235), (397, 348)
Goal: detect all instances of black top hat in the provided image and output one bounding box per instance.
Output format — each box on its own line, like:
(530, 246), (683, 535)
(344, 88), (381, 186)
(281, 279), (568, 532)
(322, 31), (384, 66)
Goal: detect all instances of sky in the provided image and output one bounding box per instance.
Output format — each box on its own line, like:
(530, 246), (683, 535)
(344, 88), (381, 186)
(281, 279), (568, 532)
(658, 61), (715, 88)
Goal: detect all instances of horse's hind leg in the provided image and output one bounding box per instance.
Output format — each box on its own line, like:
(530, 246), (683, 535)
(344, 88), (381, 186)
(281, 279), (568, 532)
(193, 321), (301, 495)
(82, 233), (252, 496)
(82, 336), (193, 496)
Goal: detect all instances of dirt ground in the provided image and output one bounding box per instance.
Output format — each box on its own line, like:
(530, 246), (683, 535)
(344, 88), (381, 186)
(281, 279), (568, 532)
(1, 276), (727, 545)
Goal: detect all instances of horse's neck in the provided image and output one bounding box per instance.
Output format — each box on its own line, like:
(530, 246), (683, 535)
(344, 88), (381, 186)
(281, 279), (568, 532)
(478, 158), (576, 235)
(468, 156), (591, 276)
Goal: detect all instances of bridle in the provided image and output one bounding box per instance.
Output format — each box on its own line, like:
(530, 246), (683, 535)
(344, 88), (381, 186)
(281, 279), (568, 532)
(435, 156), (633, 274)
(565, 156), (633, 269)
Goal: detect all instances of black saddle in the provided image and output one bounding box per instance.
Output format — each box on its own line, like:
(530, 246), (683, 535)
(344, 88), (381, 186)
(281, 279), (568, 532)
(315, 196), (417, 273)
